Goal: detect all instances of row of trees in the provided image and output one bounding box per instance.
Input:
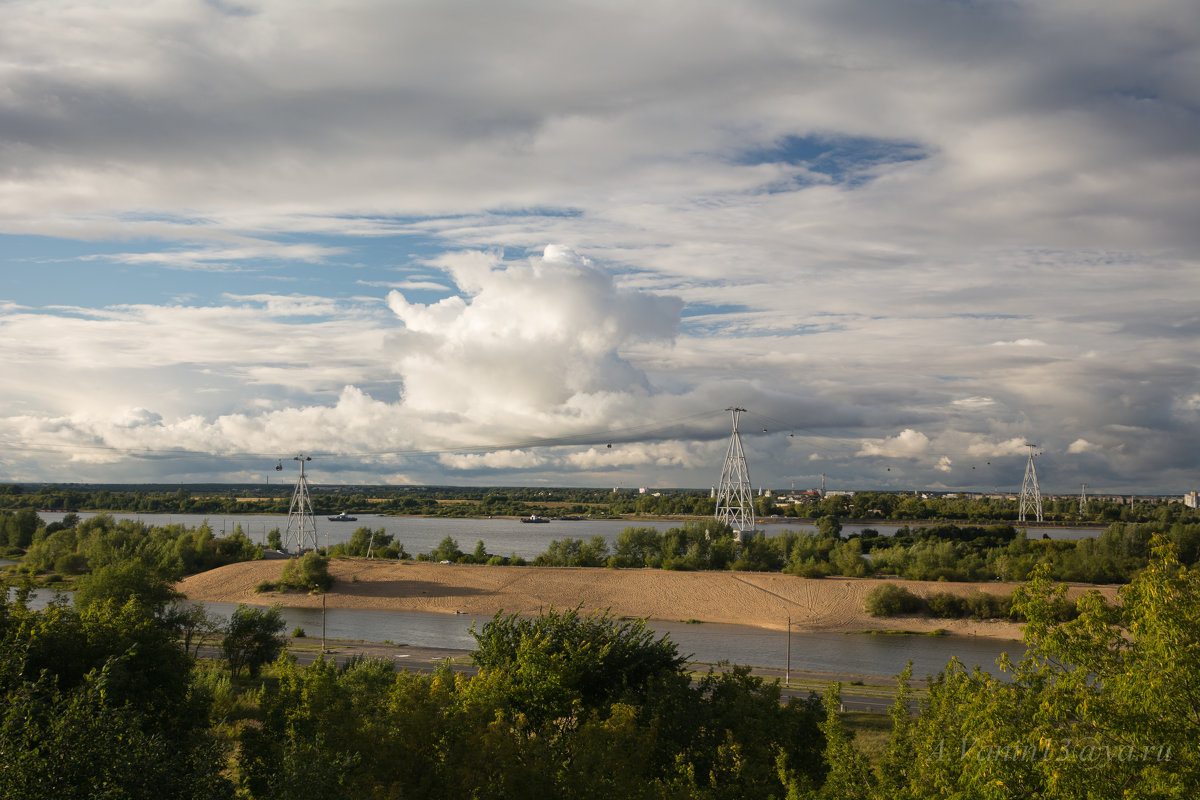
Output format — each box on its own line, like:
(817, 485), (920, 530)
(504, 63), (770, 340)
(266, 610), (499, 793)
(14, 512), (262, 583)
(520, 519), (1200, 584)
(9, 482), (1200, 526)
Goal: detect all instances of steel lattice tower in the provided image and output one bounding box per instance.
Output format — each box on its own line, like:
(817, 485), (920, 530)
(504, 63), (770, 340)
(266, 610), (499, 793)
(1079, 483), (1087, 516)
(1018, 444), (1043, 524)
(283, 454), (319, 553)
(714, 407), (756, 533)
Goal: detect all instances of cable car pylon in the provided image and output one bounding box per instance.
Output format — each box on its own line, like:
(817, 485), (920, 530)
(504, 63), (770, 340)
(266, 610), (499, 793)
(714, 407), (756, 536)
(283, 454), (319, 554)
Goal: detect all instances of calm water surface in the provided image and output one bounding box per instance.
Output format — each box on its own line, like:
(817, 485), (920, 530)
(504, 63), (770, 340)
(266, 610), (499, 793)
(36, 511), (1101, 561)
(16, 586), (1021, 680)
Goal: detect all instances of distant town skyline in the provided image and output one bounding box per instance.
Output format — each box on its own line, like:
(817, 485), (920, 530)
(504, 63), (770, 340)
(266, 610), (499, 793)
(1, 2), (1198, 493)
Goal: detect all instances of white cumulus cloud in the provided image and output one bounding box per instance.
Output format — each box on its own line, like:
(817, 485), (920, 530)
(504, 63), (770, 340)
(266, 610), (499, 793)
(857, 429), (931, 458)
(386, 246), (684, 422)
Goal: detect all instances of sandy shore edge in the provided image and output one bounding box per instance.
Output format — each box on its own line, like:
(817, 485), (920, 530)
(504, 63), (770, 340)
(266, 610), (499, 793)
(178, 559), (1122, 641)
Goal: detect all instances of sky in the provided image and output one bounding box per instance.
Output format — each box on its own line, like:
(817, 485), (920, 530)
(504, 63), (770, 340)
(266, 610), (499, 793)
(1, 0), (1198, 493)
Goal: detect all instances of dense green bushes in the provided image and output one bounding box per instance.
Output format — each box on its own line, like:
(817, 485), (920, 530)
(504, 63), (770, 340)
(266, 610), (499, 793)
(864, 583), (925, 617)
(239, 609), (827, 799)
(605, 521), (740, 570)
(865, 583), (1016, 620)
(325, 526), (410, 559)
(279, 551), (333, 592)
(19, 513), (262, 584)
(0, 589), (235, 798)
(822, 542), (1200, 797)
(863, 584), (1062, 622)
(588, 519), (1200, 585)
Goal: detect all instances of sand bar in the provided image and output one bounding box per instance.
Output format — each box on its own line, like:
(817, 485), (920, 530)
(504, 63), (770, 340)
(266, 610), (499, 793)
(178, 559), (1122, 641)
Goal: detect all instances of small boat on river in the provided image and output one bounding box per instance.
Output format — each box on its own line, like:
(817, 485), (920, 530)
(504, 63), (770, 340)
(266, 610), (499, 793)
(327, 512), (358, 522)
(520, 515), (550, 523)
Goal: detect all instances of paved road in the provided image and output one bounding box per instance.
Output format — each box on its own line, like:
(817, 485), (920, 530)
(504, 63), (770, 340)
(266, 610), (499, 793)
(198, 636), (917, 713)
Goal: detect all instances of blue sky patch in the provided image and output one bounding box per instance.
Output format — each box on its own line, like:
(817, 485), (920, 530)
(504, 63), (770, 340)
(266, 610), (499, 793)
(735, 134), (927, 185)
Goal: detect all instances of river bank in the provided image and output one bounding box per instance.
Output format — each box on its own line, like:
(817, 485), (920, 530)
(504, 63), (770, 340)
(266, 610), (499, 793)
(178, 559), (1122, 640)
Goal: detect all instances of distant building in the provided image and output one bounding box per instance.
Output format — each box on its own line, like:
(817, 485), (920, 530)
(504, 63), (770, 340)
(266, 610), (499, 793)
(1186, 491), (1199, 509)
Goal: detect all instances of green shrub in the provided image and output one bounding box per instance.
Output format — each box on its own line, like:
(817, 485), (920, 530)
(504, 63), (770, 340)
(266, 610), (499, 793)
(864, 583), (925, 617)
(53, 552), (89, 575)
(291, 627), (306, 638)
(254, 580), (276, 593)
(279, 551), (332, 592)
(926, 591), (968, 618)
(965, 591), (1012, 620)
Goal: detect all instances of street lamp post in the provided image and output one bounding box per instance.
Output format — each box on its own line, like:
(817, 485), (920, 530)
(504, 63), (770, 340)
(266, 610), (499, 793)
(786, 613), (791, 687)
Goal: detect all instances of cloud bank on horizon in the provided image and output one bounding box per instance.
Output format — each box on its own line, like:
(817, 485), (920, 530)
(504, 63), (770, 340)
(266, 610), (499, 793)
(0, 0), (1197, 492)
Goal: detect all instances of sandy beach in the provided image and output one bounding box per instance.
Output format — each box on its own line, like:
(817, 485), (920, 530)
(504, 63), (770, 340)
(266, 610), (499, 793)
(178, 559), (1122, 641)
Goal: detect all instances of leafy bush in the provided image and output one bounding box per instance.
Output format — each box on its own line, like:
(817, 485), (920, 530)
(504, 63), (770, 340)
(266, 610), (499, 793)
(471, 606), (687, 718)
(965, 591), (1012, 620)
(222, 604), (286, 678)
(926, 591), (968, 618)
(864, 583), (925, 617)
(278, 551), (332, 592)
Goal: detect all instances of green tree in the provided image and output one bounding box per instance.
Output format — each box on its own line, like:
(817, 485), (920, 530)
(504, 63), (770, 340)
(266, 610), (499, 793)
(279, 551), (333, 592)
(223, 604), (286, 678)
(471, 606), (688, 721)
(73, 559), (182, 614)
(0, 582), (232, 799)
(432, 536), (463, 562)
(825, 539), (1200, 797)
(817, 514), (842, 539)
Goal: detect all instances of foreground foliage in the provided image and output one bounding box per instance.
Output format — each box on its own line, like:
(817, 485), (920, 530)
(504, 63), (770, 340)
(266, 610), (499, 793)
(241, 609), (826, 799)
(813, 539), (1200, 798)
(0, 591), (233, 799)
(7, 528), (1199, 798)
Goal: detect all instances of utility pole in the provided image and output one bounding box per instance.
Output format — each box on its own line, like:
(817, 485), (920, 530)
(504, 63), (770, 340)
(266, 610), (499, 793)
(283, 454), (319, 553)
(785, 612), (791, 687)
(1018, 444), (1043, 524)
(714, 407), (755, 534)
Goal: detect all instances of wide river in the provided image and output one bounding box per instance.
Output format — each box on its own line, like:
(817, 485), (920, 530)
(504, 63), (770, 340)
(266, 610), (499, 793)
(26, 511), (1066, 680)
(36, 510), (1102, 560)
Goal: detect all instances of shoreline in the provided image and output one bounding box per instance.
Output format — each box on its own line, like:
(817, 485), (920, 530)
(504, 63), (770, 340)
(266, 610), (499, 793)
(178, 560), (1122, 641)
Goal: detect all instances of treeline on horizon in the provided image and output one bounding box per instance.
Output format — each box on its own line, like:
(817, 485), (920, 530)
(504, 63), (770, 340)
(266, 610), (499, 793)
(2, 482), (1198, 527)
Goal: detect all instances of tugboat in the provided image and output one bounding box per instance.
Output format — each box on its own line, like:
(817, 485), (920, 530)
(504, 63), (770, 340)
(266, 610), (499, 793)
(327, 512), (358, 522)
(520, 514), (550, 523)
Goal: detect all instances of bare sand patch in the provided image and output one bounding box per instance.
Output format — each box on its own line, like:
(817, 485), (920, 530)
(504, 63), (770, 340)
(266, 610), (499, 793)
(178, 560), (1121, 641)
